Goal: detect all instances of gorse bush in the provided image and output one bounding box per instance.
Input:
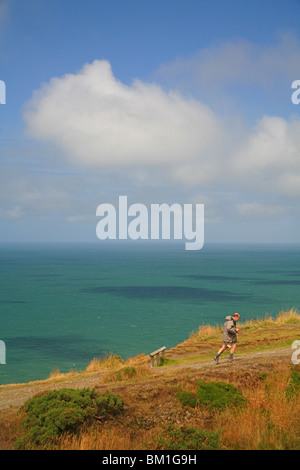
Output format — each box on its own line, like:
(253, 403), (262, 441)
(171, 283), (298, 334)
(95, 391), (124, 416)
(157, 425), (220, 450)
(176, 381), (245, 412)
(196, 380), (245, 412)
(14, 388), (123, 449)
(176, 390), (197, 408)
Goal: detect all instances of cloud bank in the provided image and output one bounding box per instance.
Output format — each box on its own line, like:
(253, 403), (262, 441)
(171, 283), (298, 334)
(155, 33), (300, 99)
(24, 60), (222, 171)
(24, 55), (300, 198)
(0, 0), (10, 35)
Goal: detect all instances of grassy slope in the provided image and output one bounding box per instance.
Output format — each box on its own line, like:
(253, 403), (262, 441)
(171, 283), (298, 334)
(167, 309), (300, 362)
(0, 309), (300, 450)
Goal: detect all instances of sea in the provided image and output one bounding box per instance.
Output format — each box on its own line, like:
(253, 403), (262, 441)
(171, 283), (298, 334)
(0, 242), (300, 385)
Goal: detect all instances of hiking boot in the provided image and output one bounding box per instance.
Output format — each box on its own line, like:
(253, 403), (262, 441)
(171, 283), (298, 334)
(213, 355), (219, 364)
(228, 355), (234, 362)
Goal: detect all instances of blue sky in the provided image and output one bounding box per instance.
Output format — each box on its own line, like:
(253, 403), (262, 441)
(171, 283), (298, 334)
(1, 0), (300, 243)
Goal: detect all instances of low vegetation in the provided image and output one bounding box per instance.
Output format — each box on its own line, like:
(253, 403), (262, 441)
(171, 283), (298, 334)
(156, 425), (221, 450)
(14, 389), (123, 450)
(0, 309), (299, 450)
(59, 363), (300, 450)
(176, 380), (246, 411)
(196, 380), (246, 411)
(172, 308), (300, 357)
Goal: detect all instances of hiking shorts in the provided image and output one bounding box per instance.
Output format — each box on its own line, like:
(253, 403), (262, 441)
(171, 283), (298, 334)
(223, 342), (236, 349)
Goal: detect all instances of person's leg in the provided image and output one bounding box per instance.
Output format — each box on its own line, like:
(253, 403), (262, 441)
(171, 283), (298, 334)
(217, 345), (227, 356)
(214, 345), (227, 363)
(229, 344), (237, 361)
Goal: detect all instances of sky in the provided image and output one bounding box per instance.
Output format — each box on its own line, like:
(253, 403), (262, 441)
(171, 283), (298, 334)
(1, 0), (300, 244)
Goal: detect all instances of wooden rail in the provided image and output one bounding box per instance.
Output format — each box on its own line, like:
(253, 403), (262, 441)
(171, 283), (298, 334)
(149, 346), (166, 367)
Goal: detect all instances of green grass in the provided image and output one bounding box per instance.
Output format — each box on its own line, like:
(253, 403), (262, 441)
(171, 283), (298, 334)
(176, 390), (197, 408)
(196, 380), (246, 412)
(286, 368), (300, 398)
(157, 425), (221, 450)
(115, 366), (137, 381)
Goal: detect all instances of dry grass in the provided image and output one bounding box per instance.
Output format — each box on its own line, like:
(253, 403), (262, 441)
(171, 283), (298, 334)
(85, 352), (150, 374)
(102, 364), (155, 384)
(85, 352), (153, 384)
(51, 309), (300, 450)
(219, 364), (300, 450)
(0, 408), (22, 450)
(192, 308), (300, 337)
(170, 308), (300, 359)
(59, 426), (135, 450)
(242, 308), (300, 328)
(1, 309), (300, 451)
(48, 368), (80, 380)
(59, 424), (172, 451)
(83, 309), (300, 373)
(56, 362), (300, 451)
(85, 353), (125, 373)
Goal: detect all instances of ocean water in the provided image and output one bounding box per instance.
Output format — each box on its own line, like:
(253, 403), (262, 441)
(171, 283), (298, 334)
(0, 242), (300, 385)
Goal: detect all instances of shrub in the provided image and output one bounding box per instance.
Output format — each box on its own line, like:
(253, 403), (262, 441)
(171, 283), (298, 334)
(157, 425), (220, 450)
(196, 380), (245, 412)
(115, 366), (136, 381)
(286, 367), (300, 398)
(176, 390), (197, 408)
(95, 392), (124, 416)
(14, 388), (123, 449)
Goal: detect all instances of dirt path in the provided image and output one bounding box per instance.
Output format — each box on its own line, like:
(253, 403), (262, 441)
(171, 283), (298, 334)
(0, 371), (108, 411)
(164, 346), (292, 372)
(0, 346), (292, 411)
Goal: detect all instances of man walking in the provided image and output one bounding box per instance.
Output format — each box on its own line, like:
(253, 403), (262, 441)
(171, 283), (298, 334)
(214, 313), (240, 363)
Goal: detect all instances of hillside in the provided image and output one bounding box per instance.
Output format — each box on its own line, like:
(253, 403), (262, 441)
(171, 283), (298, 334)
(0, 309), (299, 450)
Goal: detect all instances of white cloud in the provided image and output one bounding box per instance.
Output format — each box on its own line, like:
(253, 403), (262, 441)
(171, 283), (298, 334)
(24, 60), (223, 171)
(236, 202), (284, 217)
(232, 115), (300, 196)
(23, 55), (300, 200)
(0, 163), (88, 219)
(0, 205), (25, 219)
(66, 214), (95, 223)
(155, 33), (300, 96)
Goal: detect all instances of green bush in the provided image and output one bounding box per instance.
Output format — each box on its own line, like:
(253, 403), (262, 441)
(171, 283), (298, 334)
(14, 388), (123, 449)
(176, 390), (197, 408)
(286, 368), (300, 398)
(196, 380), (245, 412)
(95, 391), (124, 416)
(115, 366), (136, 381)
(157, 425), (220, 450)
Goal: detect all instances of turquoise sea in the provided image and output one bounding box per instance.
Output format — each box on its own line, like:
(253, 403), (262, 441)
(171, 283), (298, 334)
(1, 242), (300, 385)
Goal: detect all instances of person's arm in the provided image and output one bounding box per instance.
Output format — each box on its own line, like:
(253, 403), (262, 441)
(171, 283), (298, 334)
(227, 320), (237, 336)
